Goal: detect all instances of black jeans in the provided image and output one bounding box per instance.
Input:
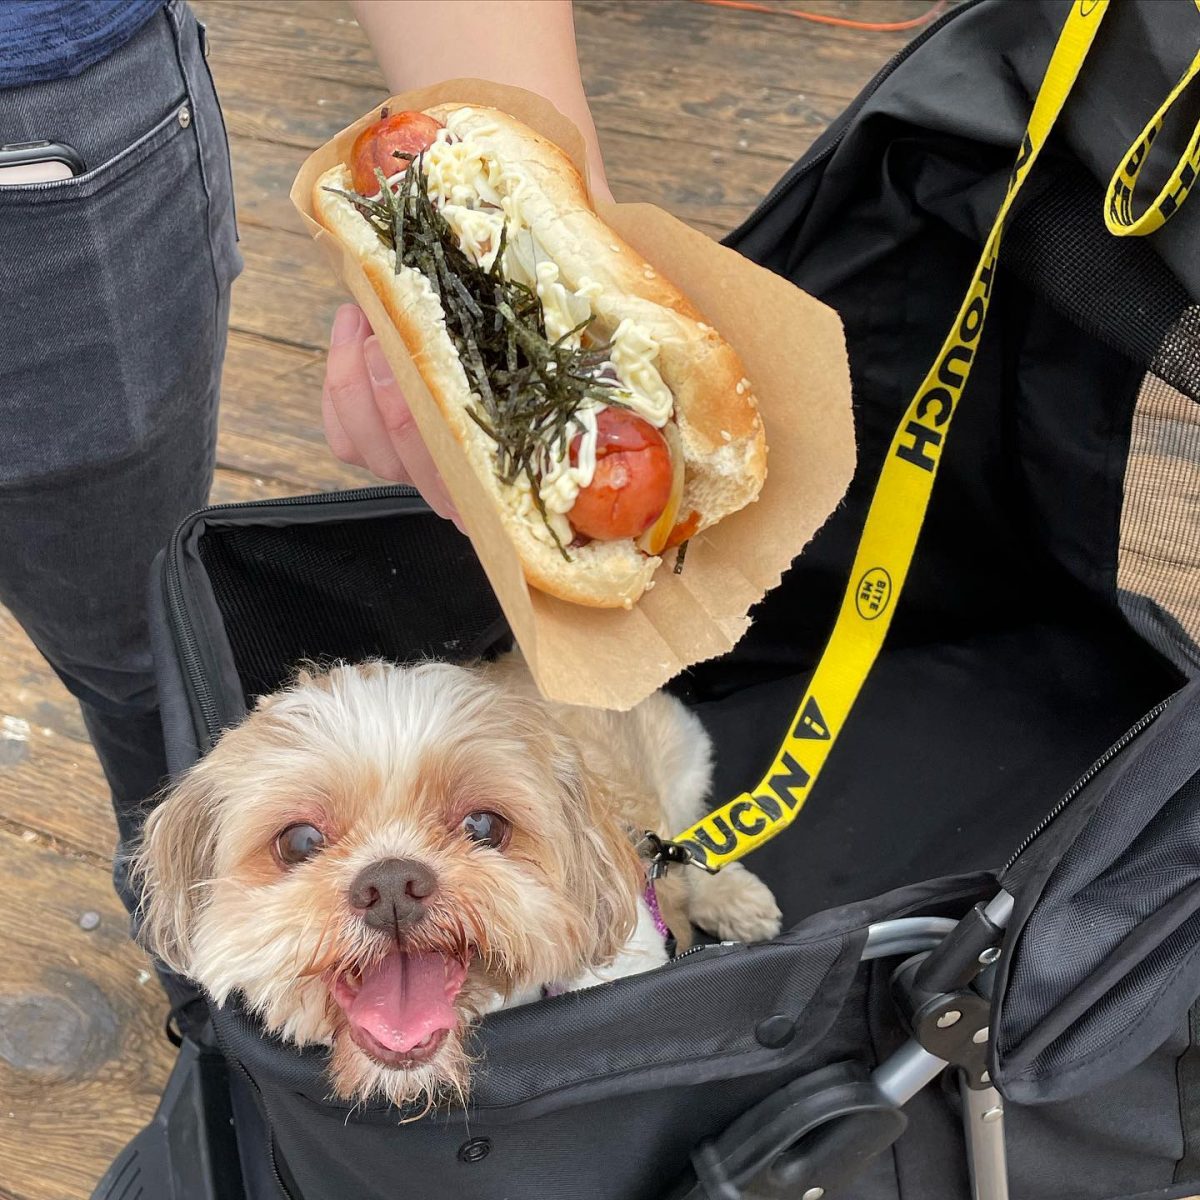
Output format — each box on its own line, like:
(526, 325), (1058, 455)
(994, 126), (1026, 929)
(0, 3), (240, 961)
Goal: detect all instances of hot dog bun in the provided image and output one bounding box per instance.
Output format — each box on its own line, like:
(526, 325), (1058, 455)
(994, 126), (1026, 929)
(313, 104), (766, 608)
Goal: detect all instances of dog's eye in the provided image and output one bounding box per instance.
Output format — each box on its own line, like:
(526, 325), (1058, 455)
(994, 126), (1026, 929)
(275, 823), (326, 866)
(461, 811), (510, 849)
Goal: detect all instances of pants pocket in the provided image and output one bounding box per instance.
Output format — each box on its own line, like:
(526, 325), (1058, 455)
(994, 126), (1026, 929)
(0, 99), (227, 482)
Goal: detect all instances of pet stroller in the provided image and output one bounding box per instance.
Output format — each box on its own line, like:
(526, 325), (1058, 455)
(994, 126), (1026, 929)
(94, 1), (1200, 1197)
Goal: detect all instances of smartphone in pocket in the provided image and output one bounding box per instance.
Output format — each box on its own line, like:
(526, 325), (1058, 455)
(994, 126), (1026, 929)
(0, 140), (86, 184)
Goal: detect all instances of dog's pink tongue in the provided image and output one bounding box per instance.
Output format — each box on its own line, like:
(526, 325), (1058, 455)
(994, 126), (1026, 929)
(347, 951), (466, 1054)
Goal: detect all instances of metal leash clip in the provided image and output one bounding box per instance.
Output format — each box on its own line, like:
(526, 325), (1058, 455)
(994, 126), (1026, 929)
(637, 831), (702, 879)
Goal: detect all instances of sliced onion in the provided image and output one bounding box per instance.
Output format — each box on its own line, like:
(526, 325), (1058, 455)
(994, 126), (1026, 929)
(556, 281), (594, 339)
(637, 419), (685, 556)
(502, 228), (549, 288)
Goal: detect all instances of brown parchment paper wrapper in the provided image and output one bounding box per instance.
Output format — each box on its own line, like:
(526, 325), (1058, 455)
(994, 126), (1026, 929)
(291, 80), (854, 710)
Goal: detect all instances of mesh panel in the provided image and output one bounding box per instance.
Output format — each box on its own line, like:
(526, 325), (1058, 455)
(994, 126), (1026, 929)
(1119, 368), (1200, 671)
(1005, 164), (1192, 380)
(197, 512), (506, 705)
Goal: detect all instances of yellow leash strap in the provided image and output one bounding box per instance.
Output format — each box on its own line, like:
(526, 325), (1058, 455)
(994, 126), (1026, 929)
(1105, 0), (1200, 236)
(665, 0), (1115, 874)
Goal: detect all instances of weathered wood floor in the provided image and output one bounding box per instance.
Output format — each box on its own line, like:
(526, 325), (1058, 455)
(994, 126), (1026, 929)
(0, 4), (923, 1196)
(2, 3), (1197, 1199)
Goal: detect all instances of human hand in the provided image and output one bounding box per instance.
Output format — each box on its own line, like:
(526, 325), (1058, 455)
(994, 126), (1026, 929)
(322, 303), (464, 529)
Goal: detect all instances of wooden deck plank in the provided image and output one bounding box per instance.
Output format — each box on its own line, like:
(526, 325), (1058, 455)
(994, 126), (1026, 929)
(226, 133), (310, 237)
(0, 827), (175, 1200)
(217, 332), (379, 491)
(1119, 379), (1200, 646)
(229, 222), (344, 350)
(209, 464), (316, 504)
(577, 0), (915, 94)
(226, 0), (933, 43)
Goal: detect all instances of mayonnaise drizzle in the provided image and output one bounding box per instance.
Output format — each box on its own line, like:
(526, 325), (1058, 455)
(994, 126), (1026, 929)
(607, 320), (673, 427)
(507, 432), (598, 547)
(535, 261), (596, 345)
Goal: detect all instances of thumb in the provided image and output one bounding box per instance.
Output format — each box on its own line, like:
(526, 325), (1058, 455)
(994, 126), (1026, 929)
(364, 336), (464, 531)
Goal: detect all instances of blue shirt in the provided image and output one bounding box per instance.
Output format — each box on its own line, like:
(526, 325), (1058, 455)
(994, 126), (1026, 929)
(0, 0), (163, 88)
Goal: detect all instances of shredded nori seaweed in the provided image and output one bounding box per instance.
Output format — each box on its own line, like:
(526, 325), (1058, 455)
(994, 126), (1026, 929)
(324, 150), (621, 557)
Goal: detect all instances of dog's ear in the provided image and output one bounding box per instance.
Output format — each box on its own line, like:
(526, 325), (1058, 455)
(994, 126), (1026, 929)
(550, 739), (644, 967)
(132, 761), (225, 976)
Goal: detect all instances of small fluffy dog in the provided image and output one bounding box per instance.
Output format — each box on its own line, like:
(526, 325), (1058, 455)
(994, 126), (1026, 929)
(135, 655), (780, 1110)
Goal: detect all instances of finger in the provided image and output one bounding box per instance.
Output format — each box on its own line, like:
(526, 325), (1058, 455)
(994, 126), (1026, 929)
(589, 165), (616, 207)
(364, 336), (464, 528)
(324, 305), (410, 481)
(321, 383), (368, 467)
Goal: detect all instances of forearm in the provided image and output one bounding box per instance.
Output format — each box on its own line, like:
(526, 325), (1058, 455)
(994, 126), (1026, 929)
(351, 0), (610, 196)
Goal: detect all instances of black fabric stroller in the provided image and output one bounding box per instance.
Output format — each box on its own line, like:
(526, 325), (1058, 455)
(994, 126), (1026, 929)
(93, 1), (1200, 1197)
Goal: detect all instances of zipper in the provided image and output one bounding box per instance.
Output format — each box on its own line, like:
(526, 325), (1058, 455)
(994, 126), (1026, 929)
(163, 484), (419, 746)
(214, 1023), (295, 1200)
(186, 482), (416, 516)
(1001, 694), (1174, 873)
(726, 0), (982, 244)
(672, 939), (739, 963)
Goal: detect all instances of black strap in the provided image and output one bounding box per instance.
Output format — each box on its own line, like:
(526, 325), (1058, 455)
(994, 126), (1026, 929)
(1174, 999), (1200, 1183)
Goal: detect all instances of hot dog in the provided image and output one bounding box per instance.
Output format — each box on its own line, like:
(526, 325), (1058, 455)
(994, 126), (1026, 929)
(314, 103), (766, 608)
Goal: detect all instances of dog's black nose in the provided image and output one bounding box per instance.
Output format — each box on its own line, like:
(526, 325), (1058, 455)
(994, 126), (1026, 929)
(349, 858), (437, 931)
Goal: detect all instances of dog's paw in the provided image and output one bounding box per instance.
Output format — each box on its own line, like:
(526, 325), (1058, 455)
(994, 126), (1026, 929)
(687, 862), (782, 944)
